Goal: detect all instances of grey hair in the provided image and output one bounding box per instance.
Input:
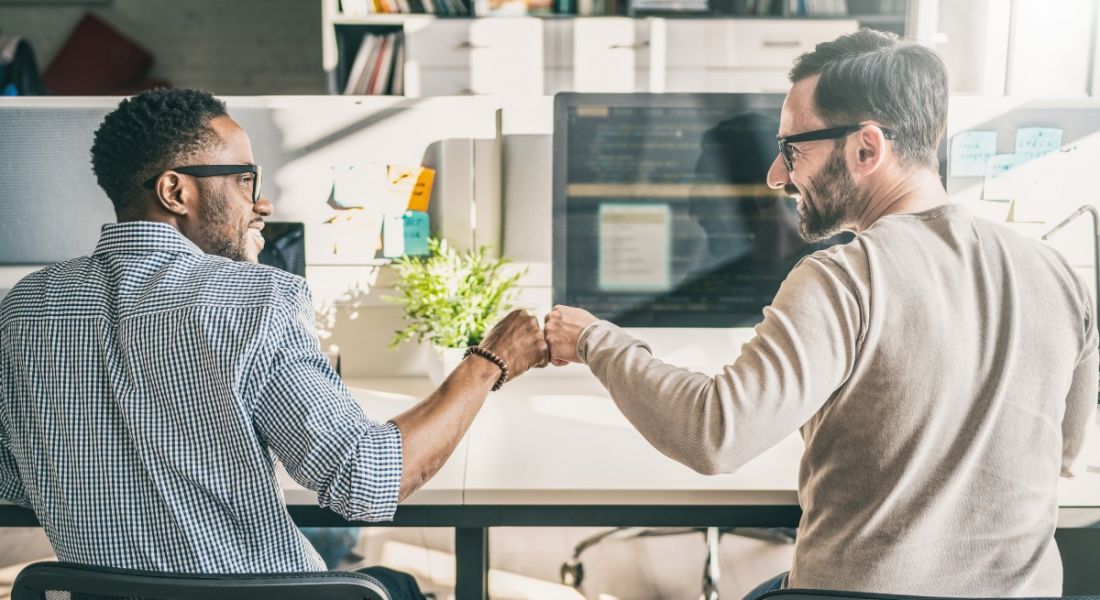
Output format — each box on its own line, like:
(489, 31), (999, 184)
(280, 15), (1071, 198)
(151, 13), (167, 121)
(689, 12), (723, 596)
(789, 29), (948, 171)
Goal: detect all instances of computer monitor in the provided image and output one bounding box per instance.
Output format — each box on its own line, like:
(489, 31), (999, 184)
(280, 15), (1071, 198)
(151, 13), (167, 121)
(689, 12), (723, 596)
(257, 222), (306, 277)
(552, 93), (852, 327)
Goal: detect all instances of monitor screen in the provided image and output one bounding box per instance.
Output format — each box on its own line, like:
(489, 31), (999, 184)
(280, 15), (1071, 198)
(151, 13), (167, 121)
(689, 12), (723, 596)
(257, 222), (306, 277)
(552, 93), (852, 328)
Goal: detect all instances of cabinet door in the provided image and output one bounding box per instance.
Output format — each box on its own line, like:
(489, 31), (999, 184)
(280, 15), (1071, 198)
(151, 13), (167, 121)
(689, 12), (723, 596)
(469, 18), (543, 95)
(573, 17), (650, 92)
(662, 18), (858, 68)
(408, 67), (477, 96)
(404, 18), (543, 96)
(662, 19), (713, 67)
(405, 20), (474, 68)
(665, 67), (790, 93)
(724, 19), (858, 67)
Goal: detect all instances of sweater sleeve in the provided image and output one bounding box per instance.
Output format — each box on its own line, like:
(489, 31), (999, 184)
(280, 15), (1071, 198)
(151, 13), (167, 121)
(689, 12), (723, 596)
(577, 255), (864, 475)
(1061, 289), (1099, 477)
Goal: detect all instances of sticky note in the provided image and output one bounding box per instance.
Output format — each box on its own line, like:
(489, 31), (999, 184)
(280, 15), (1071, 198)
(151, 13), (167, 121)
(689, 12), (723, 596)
(950, 131), (997, 177)
(330, 164), (385, 210)
(403, 211), (431, 256)
(1015, 127), (1063, 161)
(982, 154), (1029, 201)
(387, 165), (436, 212)
(382, 213), (405, 258)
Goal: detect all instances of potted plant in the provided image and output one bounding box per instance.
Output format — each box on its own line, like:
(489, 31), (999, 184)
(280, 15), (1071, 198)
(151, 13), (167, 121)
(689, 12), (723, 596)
(387, 238), (525, 383)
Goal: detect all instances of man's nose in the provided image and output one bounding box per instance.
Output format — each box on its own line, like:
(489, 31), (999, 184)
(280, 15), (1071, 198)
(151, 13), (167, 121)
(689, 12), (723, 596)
(766, 154), (790, 190)
(254, 195), (274, 217)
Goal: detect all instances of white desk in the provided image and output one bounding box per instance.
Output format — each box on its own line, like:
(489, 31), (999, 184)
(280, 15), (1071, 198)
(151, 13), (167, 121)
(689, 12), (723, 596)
(5, 375), (1100, 600)
(335, 377), (1100, 519)
(461, 376), (802, 506)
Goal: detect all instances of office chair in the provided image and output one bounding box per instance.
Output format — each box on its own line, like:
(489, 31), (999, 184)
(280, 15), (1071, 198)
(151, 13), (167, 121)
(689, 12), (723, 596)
(11, 561), (389, 600)
(758, 590), (1100, 600)
(560, 526), (797, 600)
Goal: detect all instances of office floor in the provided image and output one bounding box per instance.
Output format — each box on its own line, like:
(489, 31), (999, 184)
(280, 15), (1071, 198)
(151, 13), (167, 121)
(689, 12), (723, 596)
(0, 526), (794, 600)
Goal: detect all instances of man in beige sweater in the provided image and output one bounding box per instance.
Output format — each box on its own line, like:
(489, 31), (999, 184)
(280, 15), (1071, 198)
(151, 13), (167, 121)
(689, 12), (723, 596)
(544, 30), (1098, 598)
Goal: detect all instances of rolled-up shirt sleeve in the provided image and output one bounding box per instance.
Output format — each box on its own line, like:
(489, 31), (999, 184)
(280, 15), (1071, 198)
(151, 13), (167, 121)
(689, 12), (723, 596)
(0, 354), (30, 508)
(0, 434), (30, 508)
(251, 278), (402, 522)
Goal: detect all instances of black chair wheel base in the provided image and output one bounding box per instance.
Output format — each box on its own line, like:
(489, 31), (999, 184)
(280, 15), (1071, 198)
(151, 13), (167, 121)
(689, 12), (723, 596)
(560, 558), (585, 589)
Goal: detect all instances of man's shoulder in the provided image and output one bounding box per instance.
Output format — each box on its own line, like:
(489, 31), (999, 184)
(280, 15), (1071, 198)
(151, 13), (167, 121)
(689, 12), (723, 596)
(0, 254), (309, 325)
(0, 258), (90, 321)
(167, 254), (308, 309)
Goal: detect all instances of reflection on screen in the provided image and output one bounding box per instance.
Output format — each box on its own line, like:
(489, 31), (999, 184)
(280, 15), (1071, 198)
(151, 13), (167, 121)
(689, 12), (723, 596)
(556, 96), (852, 327)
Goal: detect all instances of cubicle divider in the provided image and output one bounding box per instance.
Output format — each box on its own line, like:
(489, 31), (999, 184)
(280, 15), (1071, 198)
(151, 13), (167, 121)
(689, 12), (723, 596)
(0, 96), (555, 378)
(6, 95), (1100, 375)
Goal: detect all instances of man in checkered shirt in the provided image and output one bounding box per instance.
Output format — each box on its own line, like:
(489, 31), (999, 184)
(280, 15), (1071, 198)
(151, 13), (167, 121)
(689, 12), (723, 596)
(0, 88), (549, 599)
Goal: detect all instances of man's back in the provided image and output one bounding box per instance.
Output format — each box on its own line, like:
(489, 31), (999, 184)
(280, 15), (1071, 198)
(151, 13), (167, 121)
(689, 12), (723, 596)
(577, 204), (1097, 596)
(792, 204), (1097, 595)
(0, 222), (402, 572)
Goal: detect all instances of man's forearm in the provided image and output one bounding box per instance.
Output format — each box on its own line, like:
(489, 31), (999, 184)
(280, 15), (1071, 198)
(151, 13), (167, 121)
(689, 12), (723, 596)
(390, 356), (500, 500)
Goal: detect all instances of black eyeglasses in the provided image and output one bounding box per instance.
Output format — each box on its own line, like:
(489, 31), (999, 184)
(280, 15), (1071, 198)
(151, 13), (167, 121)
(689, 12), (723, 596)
(776, 123), (896, 172)
(142, 164), (263, 203)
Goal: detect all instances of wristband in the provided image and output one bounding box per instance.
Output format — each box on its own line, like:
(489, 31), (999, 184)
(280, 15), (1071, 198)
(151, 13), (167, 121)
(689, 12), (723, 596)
(463, 345), (510, 391)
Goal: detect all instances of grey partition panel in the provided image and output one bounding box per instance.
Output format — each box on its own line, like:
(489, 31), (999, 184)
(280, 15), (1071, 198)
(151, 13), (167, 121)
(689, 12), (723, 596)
(0, 107), (116, 264)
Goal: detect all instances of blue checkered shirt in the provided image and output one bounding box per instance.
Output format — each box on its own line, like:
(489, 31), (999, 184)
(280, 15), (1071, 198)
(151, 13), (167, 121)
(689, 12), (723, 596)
(0, 221), (403, 573)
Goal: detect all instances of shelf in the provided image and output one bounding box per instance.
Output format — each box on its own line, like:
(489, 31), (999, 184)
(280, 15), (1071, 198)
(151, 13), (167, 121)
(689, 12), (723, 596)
(331, 13), (901, 21)
(332, 14), (463, 24)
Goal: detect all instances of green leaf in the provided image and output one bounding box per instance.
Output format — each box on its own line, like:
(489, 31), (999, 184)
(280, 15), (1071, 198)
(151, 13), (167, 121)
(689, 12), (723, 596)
(384, 238), (526, 350)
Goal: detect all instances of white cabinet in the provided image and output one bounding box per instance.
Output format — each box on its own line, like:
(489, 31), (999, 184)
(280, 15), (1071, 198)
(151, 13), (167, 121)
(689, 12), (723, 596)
(326, 13), (861, 96)
(404, 17), (544, 96)
(657, 18), (858, 92)
(544, 18), (652, 93)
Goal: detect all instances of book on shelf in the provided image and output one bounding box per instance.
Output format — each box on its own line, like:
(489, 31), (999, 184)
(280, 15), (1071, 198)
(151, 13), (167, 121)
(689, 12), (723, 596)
(339, 0), (469, 14)
(802, 0), (846, 15)
(343, 32), (404, 95)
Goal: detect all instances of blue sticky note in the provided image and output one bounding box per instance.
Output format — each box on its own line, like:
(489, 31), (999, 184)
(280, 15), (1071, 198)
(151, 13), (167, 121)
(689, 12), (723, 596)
(1015, 127), (1063, 160)
(950, 130), (997, 177)
(982, 154), (1029, 201)
(403, 211), (430, 256)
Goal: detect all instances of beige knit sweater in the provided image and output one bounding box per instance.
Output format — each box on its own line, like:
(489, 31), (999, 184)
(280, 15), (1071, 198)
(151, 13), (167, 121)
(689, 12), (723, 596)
(578, 204), (1098, 596)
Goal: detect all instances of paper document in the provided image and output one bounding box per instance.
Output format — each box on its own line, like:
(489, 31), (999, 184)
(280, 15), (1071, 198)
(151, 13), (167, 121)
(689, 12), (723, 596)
(598, 204), (671, 292)
(950, 131), (997, 177)
(330, 164), (386, 210)
(1015, 127), (1063, 161)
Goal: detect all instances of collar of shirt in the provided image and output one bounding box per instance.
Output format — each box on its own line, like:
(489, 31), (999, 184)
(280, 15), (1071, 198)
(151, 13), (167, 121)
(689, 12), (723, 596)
(92, 221), (204, 257)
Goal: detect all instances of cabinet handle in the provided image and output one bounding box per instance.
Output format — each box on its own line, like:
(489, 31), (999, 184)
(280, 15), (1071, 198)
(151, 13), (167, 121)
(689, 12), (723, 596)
(457, 41), (493, 50)
(762, 40), (800, 48)
(608, 41), (650, 50)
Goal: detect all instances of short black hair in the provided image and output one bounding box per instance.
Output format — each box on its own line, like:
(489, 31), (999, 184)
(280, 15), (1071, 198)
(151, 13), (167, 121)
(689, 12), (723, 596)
(789, 29), (948, 170)
(91, 88), (227, 219)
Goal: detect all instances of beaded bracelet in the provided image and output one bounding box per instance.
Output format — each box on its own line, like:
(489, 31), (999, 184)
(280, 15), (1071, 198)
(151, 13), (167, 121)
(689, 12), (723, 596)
(463, 345), (510, 391)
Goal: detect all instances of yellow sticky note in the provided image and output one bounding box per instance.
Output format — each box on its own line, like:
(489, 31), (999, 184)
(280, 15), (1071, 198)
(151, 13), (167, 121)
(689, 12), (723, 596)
(387, 165), (435, 213)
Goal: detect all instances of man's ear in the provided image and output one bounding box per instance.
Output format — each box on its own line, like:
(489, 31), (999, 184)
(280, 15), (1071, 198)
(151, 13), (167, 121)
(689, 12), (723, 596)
(850, 125), (889, 177)
(152, 172), (191, 217)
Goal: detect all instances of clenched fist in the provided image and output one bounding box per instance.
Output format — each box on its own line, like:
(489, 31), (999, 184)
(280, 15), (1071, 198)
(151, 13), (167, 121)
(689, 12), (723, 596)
(478, 309), (550, 381)
(543, 305), (599, 366)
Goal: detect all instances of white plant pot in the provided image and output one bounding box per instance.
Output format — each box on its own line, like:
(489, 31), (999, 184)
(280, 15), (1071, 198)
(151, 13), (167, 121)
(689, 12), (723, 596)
(426, 346), (467, 385)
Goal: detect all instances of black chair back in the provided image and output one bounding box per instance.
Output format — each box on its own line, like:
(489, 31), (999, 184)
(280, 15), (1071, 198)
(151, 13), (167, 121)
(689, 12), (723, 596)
(11, 561), (388, 600)
(760, 590), (1100, 600)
